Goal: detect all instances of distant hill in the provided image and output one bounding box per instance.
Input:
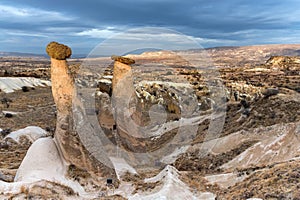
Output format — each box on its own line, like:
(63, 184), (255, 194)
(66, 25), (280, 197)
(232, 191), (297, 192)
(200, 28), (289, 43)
(0, 51), (46, 58)
(126, 44), (300, 67)
(0, 51), (89, 59)
(2, 44), (300, 59)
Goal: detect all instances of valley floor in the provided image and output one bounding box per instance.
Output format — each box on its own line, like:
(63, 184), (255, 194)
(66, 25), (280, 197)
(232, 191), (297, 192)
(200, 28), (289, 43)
(0, 46), (300, 199)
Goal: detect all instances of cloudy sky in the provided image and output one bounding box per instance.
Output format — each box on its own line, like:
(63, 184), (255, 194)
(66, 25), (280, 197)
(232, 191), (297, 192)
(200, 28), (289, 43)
(1, 0), (300, 55)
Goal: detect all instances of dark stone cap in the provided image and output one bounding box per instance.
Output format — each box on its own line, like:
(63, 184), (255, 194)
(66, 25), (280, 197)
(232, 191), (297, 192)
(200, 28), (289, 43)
(111, 55), (135, 65)
(46, 41), (72, 60)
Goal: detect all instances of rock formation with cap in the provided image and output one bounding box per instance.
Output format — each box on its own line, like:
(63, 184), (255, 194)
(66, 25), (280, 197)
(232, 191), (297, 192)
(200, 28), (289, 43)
(111, 55), (137, 123)
(111, 55), (135, 91)
(110, 55), (147, 153)
(46, 42), (117, 183)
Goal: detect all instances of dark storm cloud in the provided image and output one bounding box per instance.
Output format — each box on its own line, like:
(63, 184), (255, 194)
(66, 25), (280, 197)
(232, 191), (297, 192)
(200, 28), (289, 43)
(0, 0), (300, 54)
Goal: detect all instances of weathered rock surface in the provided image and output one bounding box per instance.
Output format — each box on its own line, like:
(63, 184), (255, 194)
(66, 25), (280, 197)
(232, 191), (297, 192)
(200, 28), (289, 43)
(46, 42), (72, 60)
(111, 55), (135, 65)
(47, 42), (117, 183)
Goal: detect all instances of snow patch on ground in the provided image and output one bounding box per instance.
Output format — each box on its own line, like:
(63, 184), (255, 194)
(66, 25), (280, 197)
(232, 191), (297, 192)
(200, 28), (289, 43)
(129, 165), (215, 200)
(4, 126), (48, 143)
(246, 198), (263, 200)
(137, 80), (192, 88)
(150, 113), (219, 138)
(0, 181), (30, 194)
(2, 111), (19, 116)
(0, 137), (98, 199)
(98, 78), (112, 84)
(0, 77), (51, 93)
(102, 75), (113, 79)
(221, 122), (300, 169)
(14, 137), (66, 182)
(205, 172), (247, 189)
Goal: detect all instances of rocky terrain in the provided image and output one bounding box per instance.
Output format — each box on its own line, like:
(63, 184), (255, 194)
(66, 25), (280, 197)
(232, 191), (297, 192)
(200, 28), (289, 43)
(0, 44), (300, 199)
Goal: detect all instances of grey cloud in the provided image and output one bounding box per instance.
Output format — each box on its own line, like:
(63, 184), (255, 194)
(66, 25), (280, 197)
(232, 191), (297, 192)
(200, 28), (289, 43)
(0, 0), (300, 53)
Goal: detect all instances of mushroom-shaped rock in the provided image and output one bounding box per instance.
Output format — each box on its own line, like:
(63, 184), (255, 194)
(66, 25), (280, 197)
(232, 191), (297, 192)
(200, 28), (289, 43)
(111, 55), (146, 152)
(111, 55), (135, 65)
(46, 42), (74, 113)
(46, 42), (117, 184)
(111, 55), (135, 93)
(111, 55), (136, 127)
(46, 41), (72, 60)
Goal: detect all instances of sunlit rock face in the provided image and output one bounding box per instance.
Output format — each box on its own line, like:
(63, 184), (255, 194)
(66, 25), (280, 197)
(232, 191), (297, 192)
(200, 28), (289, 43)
(46, 42), (117, 182)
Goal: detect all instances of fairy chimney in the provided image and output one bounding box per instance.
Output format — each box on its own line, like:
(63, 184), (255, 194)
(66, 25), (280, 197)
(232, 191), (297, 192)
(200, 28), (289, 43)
(46, 42), (73, 113)
(46, 42), (117, 183)
(111, 55), (135, 92)
(111, 55), (136, 126)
